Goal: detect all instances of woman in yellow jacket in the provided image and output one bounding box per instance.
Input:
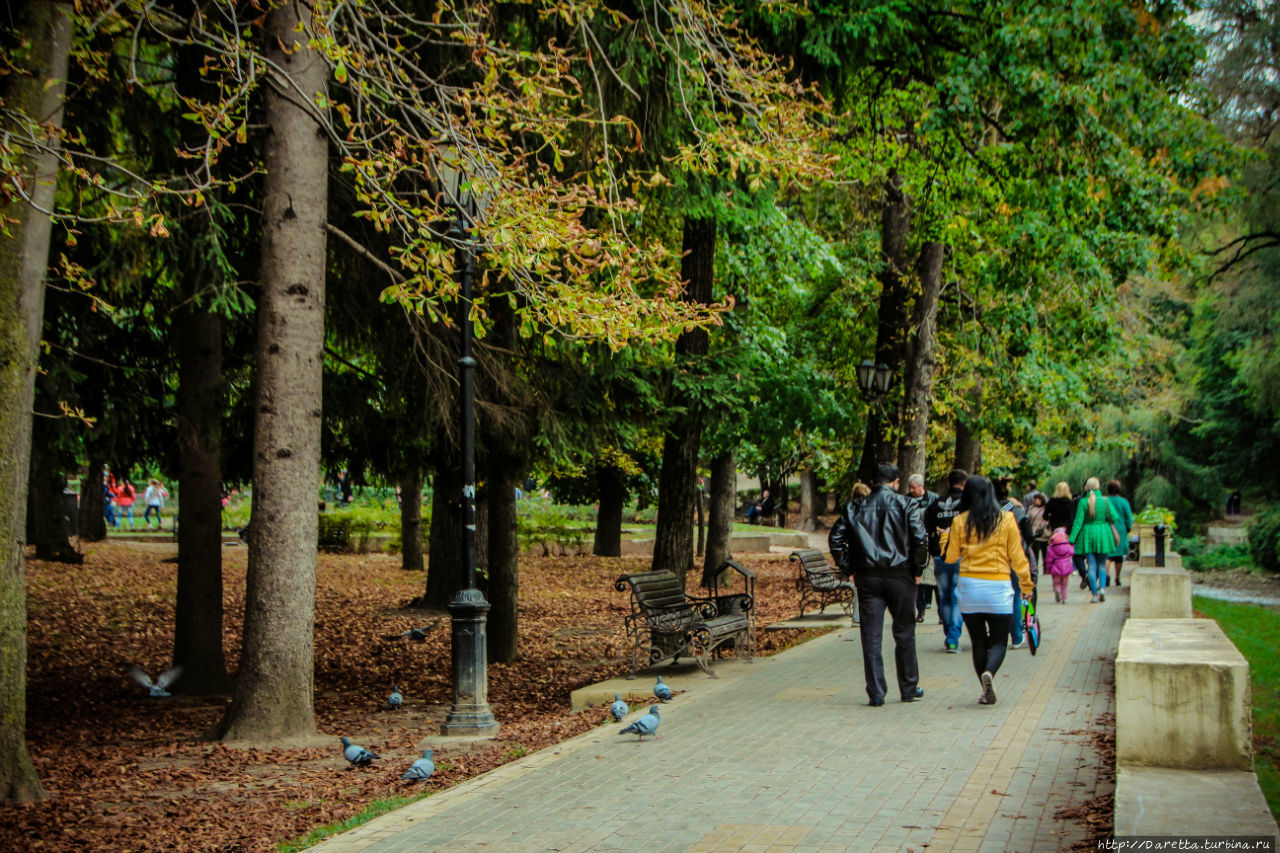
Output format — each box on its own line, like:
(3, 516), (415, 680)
(944, 476), (1034, 706)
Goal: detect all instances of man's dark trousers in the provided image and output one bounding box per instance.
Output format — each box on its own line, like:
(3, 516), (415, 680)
(856, 574), (920, 703)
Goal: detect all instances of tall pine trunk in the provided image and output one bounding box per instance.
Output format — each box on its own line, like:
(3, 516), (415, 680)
(797, 468), (820, 532)
(399, 470), (424, 572)
(897, 241), (945, 480)
(173, 306), (232, 694)
(486, 470), (519, 663)
(651, 216), (715, 585)
(592, 465), (625, 557)
(703, 451), (736, 575)
(79, 453), (107, 542)
(426, 462), (462, 607)
(954, 383), (983, 475)
(27, 436), (78, 562)
(217, 2), (328, 743)
(0, 0), (71, 803)
(858, 171), (911, 483)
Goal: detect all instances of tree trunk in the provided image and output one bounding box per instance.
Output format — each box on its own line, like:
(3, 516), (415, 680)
(703, 451), (736, 576)
(0, 0), (71, 804)
(173, 306), (232, 695)
(592, 465), (625, 557)
(954, 383), (983, 475)
(399, 469), (424, 572)
(651, 215), (716, 585)
(695, 478), (705, 557)
(897, 241), (945, 480)
(798, 467), (820, 532)
(217, 3), (328, 744)
(425, 463), (462, 607)
(27, 438), (78, 562)
(486, 472), (519, 663)
(79, 454), (107, 542)
(858, 171), (911, 483)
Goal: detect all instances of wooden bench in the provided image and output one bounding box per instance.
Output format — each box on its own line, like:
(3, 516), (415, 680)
(614, 570), (754, 678)
(791, 548), (857, 625)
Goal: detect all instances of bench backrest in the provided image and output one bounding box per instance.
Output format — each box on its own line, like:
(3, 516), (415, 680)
(615, 571), (692, 615)
(790, 548), (835, 576)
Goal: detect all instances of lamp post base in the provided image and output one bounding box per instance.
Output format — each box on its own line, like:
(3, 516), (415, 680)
(441, 588), (500, 736)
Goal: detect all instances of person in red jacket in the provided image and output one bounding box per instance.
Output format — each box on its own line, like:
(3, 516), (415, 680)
(113, 478), (137, 528)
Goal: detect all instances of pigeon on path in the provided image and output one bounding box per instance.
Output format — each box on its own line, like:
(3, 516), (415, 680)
(619, 705), (661, 741)
(402, 749), (435, 781)
(381, 620), (442, 642)
(388, 686), (403, 709)
(128, 666), (182, 697)
(653, 675), (672, 702)
(609, 692), (628, 721)
(340, 737), (380, 766)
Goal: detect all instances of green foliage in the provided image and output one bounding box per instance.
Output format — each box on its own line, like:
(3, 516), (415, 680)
(1191, 596), (1280, 820)
(1248, 505), (1280, 574)
(1134, 505), (1177, 533)
(1173, 535), (1252, 572)
(276, 792), (433, 852)
(516, 495), (593, 556)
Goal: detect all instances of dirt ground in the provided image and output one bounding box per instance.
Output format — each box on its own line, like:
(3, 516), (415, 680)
(2, 542), (817, 853)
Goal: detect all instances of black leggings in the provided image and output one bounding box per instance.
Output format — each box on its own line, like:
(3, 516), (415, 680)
(962, 612), (1010, 679)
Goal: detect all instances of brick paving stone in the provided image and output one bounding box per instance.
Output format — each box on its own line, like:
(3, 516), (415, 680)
(309, 575), (1129, 853)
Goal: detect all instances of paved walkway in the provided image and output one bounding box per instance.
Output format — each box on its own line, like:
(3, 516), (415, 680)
(315, 572), (1125, 853)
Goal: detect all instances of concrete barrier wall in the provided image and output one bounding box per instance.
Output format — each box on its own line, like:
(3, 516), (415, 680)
(1116, 618), (1253, 771)
(1127, 565), (1193, 619)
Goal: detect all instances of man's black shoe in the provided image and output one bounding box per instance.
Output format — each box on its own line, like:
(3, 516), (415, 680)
(902, 687), (924, 702)
(868, 698), (885, 707)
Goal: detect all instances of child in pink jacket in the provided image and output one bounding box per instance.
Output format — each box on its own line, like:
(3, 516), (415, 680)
(1045, 527), (1076, 604)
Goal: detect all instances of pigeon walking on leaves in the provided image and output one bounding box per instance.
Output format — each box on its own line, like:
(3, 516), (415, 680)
(388, 686), (403, 709)
(340, 737), (380, 767)
(609, 692), (628, 721)
(128, 665), (182, 697)
(653, 676), (672, 702)
(402, 749), (435, 781)
(619, 705), (661, 741)
(381, 619), (442, 642)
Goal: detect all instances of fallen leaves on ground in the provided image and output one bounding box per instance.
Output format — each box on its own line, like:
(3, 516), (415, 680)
(3, 542), (817, 852)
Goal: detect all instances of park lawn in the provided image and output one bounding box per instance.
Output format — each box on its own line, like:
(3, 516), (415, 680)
(1193, 595), (1280, 822)
(5, 542), (817, 853)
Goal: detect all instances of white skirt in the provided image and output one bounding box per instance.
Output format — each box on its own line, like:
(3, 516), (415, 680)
(957, 575), (1013, 615)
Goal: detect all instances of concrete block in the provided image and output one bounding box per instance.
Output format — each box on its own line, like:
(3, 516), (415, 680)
(1116, 619), (1253, 770)
(728, 533), (773, 552)
(1128, 565), (1193, 619)
(1115, 766), (1279, 838)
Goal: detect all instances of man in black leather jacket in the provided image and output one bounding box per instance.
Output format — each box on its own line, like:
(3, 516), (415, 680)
(828, 463), (930, 706)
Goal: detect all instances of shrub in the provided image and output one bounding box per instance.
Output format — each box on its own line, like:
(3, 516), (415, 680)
(1249, 504), (1280, 573)
(1174, 534), (1254, 572)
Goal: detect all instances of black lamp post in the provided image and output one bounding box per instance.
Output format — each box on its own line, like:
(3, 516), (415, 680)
(434, 144), (500, 737)
(856, 359), (894, 402)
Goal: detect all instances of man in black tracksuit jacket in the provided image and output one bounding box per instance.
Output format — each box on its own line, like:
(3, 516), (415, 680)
(828, 463), (930, 706)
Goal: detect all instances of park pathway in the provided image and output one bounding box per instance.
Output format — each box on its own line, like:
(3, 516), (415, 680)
(314, 576), (1124, 853)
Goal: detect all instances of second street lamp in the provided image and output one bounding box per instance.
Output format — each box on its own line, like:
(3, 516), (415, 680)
(434, 142), (500, 737)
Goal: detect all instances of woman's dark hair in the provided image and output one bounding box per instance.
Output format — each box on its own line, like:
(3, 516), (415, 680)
(1107, 480), (1123, 496)
(959, 475), (1002, 543)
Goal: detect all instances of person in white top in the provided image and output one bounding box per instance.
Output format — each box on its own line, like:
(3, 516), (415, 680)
(143, 479), (169, 530)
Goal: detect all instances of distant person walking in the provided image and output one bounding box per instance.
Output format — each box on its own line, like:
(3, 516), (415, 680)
(829, 464), (929, 706)
(1045, 527), (1076, 604)
(103, 473), (117, 528)
(1027, 492), (1051, 572)
(1226, 489), (1242, 516)
(1069, 477), (1119, 602)
(143, 479), (169, 530)
(113, 478), (137, 528)
(907, 474), (938, 623)
(924, 469), (968, 653)
(944, 476), (1034, 706)
(1105, 480), (1134, 586)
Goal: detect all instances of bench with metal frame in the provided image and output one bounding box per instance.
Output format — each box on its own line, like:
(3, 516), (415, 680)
(791, 548), (857, 625)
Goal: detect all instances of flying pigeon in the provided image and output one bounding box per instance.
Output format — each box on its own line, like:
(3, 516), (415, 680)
(388, 686), (403, 709)
(609, 692), (628, 721)
(128, 665), (183, 697)
(340, 737), (380, 766)
(619, 705), (661, 741)
(381, 619), (442, 642)
(653, 676), (672, 702)
(402, 748), (435, 781)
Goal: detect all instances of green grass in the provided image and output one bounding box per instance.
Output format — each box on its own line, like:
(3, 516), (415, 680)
(1193, 595), (1280, 821)
(276, 792), (433, 852)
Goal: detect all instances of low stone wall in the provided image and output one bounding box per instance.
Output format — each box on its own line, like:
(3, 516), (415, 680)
(1127, 565), (1192, 619)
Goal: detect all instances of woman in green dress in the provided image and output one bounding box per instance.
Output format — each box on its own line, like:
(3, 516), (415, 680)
(1106, 480), (1134, 587)
(1069, 477), (1118, 603)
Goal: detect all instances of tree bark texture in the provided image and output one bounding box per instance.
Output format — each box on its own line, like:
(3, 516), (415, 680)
(0, 0), (71, 803)
(426, 463), (462, 607)
(897, 241), (945, 481)
(651, 215), (716, 585)
(954, 383), (984, 475)
(79, 454), (106, 542)
(797, 467), (820, 532)
(592, 465), (625, 557)
(399, 469), (424, 572)
(486, 471), (519, 663)
(27, 436), (77, 562)
(859, 172), (911, 483)
(173, 306), (232, 694)
(217, 4), (328, 743)
(703, 451), (736, 577)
